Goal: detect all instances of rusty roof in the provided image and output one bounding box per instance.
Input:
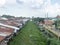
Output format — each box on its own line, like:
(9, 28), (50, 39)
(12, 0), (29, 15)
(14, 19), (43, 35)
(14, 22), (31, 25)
(0, 26), (14, 33)
(0, 36), (5, 42)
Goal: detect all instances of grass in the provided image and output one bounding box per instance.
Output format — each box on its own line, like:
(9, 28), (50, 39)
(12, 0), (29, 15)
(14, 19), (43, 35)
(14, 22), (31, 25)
(9, 21), (47, 45)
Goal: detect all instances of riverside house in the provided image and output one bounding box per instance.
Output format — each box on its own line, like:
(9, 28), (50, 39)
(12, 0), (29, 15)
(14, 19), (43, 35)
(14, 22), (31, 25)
(0, 26), (14, 45)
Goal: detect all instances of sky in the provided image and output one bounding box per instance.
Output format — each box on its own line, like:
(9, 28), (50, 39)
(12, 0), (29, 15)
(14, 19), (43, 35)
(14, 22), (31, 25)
(0, 0), (60, 17)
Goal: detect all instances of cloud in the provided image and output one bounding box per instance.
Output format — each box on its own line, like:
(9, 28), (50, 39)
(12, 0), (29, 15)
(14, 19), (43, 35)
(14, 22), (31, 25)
(6, 0), (16, 4)
(0, 0), (60, 17)
(0, 0), (6, 7)
(29, 0), (44, 9)
(44, 0), (60, 17)
(16, 0), (23, 4)
(31, 0), (60, 17)
(17, 0), (45, 9)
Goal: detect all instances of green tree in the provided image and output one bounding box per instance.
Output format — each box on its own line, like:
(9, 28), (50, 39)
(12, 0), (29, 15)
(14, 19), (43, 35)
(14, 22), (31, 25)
(2, 15), (15, 18)
(33, 17), (45, 23)
(54, 19), (60, 29)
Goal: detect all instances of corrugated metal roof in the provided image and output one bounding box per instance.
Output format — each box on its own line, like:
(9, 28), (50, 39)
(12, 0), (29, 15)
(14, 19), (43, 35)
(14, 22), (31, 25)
(0, 23), (19, 30)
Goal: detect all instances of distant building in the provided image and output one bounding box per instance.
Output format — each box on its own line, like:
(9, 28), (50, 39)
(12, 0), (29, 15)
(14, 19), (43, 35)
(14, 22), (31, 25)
(56, 15), (60, 18)
(44, 20), (54, 26)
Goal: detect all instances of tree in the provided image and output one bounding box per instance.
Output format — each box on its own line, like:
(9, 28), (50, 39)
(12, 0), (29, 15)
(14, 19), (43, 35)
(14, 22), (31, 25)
(54, 19), (60, 29)
(2, 15), (15, 18)
(54, 21), (57, 29)
(33, 17), (45, 23)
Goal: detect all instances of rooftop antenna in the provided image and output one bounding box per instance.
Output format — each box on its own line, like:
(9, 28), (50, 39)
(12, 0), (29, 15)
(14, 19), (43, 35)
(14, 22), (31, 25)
(45, 12), (48, 19)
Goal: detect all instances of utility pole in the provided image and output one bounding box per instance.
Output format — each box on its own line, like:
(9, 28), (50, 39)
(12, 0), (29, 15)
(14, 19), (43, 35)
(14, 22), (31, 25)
(47, 13), (48, 19)
(57, 16), (60, 41)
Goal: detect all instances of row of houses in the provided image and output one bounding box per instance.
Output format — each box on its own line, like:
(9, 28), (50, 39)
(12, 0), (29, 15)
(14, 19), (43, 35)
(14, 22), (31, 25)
(37, 15), (60, 37)
(0, 17), (29, 45)
(39, 15), (60, 27)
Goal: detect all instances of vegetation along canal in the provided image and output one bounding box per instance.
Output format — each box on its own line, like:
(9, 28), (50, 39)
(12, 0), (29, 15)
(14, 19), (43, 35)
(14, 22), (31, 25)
(9, 21), (47, 45)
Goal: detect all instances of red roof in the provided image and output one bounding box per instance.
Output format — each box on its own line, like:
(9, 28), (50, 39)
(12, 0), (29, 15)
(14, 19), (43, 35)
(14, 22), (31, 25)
(44, 20), (54, 25)
(0, 20), (19, 27)
(0, 27), (14, 33)
(0, 36), (5, 42)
